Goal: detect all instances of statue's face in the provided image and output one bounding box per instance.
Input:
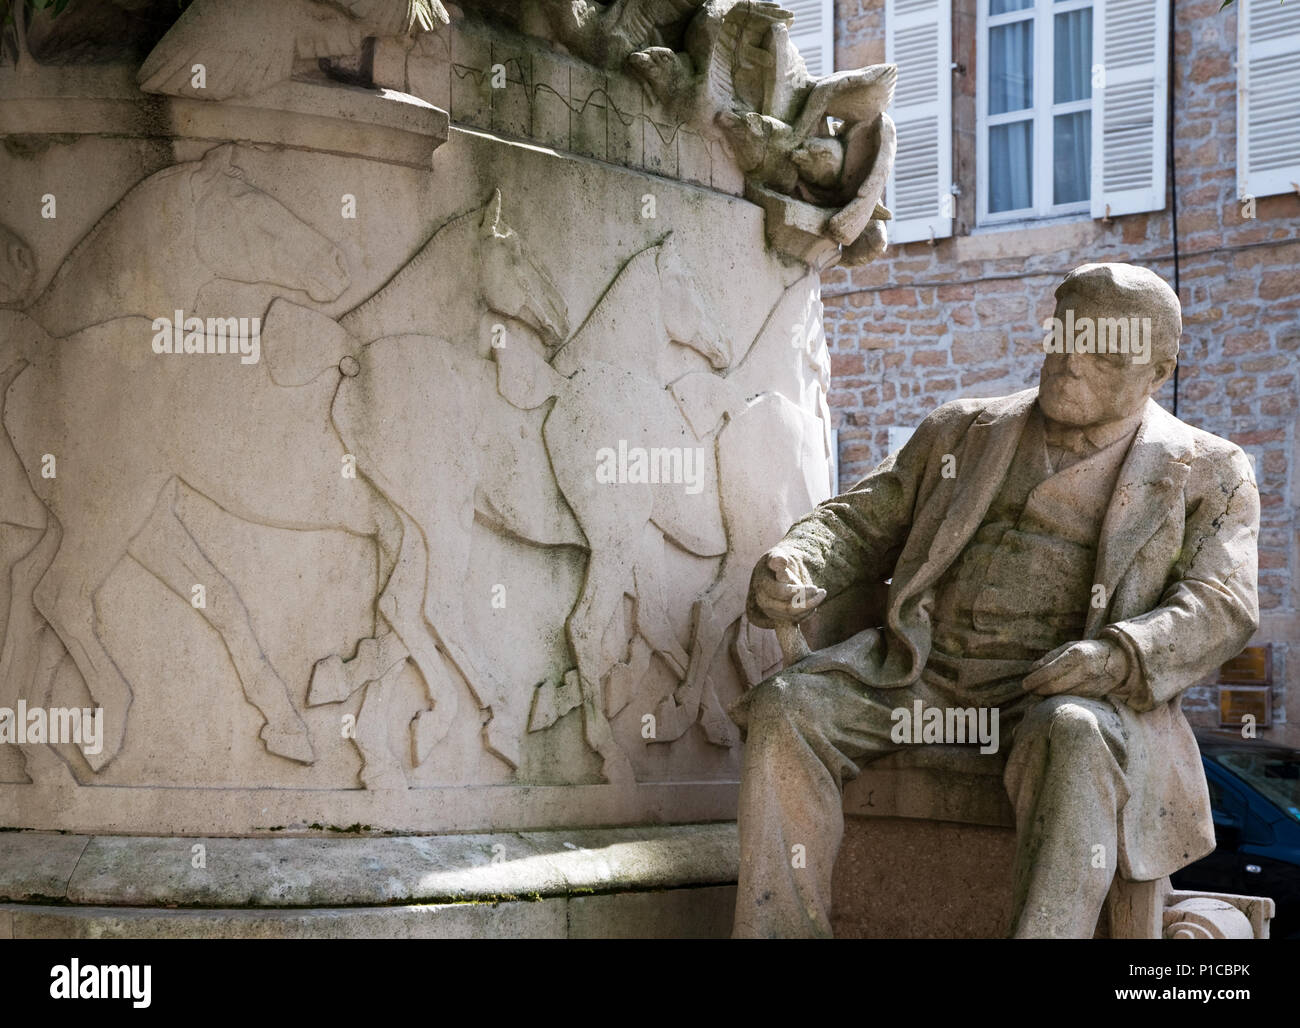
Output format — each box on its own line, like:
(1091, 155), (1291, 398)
(1038, 293), (1167, 427)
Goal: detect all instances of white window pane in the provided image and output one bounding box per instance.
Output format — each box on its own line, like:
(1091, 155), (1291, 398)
(990, 119), (1034, 211)
(1053, 8), (1093, 103)
(991, 0), (1033, 13)
(989, 20), (1034, 114)
(1053, 110), (1091, 204)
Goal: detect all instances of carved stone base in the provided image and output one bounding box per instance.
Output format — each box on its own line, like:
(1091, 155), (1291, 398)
(0, 824), (739, 939)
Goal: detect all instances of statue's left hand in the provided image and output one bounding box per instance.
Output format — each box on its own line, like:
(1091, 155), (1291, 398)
(1023, 638), (1129, 698)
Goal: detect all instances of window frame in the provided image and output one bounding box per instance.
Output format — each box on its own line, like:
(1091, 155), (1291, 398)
(976, 0), (1095, 226)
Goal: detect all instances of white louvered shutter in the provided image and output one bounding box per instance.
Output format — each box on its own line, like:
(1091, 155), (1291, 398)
(787, 0), (834, 76)
(1238, 0), (1300, 199)
(885, 0), (953, 244)
(1090, 0), (1169, 218)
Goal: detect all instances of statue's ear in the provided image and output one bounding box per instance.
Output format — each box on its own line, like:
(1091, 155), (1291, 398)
(1151, 356), (1178, 392)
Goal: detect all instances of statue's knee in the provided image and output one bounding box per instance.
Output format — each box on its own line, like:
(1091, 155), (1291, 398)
(1025, 695), (1105, 749)
(747, 671), (819, 729)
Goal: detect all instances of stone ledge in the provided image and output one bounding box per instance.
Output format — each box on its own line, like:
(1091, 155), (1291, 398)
(3, 781), (742, 836)
(0, 823), (738, 909)
(1, 885), (739, 939)
(0, 64), (449, 170)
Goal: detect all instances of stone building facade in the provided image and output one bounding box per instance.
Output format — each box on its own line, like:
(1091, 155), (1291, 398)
(825, 0), (1300, 741)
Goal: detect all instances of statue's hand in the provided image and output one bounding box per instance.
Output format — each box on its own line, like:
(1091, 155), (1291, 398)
(1023, 638), (1129, 699)
(752, 548), (826, 625)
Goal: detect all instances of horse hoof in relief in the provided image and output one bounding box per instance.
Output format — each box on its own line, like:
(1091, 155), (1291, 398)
(260, 721), (316, 765)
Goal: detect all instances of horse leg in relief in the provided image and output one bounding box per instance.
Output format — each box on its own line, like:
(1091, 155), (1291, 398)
(17, 625), (82, 784)
(566, 554), (636, 784)
(351, 660), (411, 791)
(305, 487), (409, 705)
(629, 532), (690, 680)
(698, 674), (739, 748)
(126, 478), (315, 765)
(0, 523), (62, 775)
(652, 596), (713, 743)
(654, 562), (748, 745)
(375, 506), (465, 761)
(407, 500), (524, 770)
(308, 631), (408, 706)
(31, 535), (134, 772)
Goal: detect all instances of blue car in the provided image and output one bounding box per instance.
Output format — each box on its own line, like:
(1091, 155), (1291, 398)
(1170, 732), (1300, 939)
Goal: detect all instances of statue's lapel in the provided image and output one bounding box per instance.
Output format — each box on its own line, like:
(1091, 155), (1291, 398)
(1087, 400), (1191, 634)
(895, 389), (1037, 606)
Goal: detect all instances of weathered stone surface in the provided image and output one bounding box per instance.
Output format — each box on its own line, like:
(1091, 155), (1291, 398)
(8, 900), (569, 940)
(135, 0), (449, 101)
(65, 833), (565, 908)
(0, 832), (89, 902)
(1, 0), (833, 941)
(0, 29), (833, 836)
(568, 884), (737, 938)
(831, 818), (1016, 939)
(519, 823), (738, 893)
(0, 824), (738, 908)
(0, 823), (739, 938)
(7, 888), (742, 939)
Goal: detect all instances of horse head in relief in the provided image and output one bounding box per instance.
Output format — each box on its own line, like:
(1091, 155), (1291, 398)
(656, 233), (730, 370)
(477, 189), (570, 349)
(190, 144), (351, 304)
(0, 223), (36, 309)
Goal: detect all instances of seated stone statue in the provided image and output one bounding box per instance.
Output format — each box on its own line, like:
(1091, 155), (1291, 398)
(731, 262), (1260, 938)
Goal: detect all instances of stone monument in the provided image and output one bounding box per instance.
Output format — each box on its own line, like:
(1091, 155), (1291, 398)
(733, 262), (1272, 939)
(0, 0), (896, 937)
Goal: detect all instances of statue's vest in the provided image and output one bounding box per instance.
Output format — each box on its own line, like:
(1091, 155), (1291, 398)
(931, 409), (1134, 662)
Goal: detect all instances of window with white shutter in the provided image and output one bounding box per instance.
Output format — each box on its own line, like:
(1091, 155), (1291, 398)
(886, 0), (954, 243)
(1089, 0), (1169, 219)
(1238, 0), (1300, 199)
(976, 0), (1096, 224)
(787, 0), (835, 77)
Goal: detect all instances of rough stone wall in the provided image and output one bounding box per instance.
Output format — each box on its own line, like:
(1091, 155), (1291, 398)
(827, 0), (1300, 739)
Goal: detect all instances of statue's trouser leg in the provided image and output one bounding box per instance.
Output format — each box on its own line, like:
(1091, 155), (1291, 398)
(1004, 694), (1131, 938)
(730, 668), (929, 938)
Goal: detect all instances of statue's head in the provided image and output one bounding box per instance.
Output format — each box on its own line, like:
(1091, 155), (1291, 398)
(1038, 262), (1181, 427)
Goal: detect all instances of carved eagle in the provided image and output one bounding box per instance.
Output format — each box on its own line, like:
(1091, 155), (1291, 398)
(519, 0), (707, 69)
(137, 0), (448, 101)
(627, 2), (805, 132)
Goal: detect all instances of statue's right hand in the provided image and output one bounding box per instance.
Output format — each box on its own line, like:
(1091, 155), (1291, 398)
(752, 548), (827, 624)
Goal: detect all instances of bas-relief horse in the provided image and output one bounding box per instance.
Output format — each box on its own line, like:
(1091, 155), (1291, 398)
(29, 144), (349, 336)
(504, 268), (837, 768)
(0, 143), (371, 774)
(652, 274), (836, 746)
(310, 190), (576, 779)
(2, 179), (579, 785)
(495, 236), (734, 783)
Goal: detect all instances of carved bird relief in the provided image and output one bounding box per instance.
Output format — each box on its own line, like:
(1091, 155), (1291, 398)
(628, 0), (897, 259)
(137, 0), (449, 101)
(627, 0), (802, 129)
(518, 0), (707, 69)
